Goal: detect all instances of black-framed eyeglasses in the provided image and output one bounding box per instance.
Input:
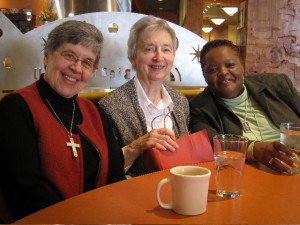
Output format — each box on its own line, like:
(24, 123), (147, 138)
(59, 50), (98, 72)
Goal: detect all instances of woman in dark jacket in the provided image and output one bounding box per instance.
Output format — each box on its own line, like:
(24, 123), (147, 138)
(190, 39), (300, 174)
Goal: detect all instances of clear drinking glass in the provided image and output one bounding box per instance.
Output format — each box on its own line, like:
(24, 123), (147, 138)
(280, 122), (300, 174)
(213, 134), (248, 198)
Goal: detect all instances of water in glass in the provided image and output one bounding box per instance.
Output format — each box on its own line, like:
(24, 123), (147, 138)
(215, 151), (245, 198)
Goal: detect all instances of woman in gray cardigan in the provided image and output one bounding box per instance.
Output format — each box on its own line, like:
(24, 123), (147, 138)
(99, 16), (189, 177)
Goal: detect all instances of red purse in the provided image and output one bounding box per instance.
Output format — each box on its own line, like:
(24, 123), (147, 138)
(143, 110), (214, 173)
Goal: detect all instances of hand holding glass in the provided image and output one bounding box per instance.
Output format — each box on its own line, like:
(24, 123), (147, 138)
(280, 122), (300, 174)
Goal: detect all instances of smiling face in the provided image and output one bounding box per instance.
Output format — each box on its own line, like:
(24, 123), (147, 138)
(203, 46), (245, 99)
(43, 42), (97, 98)
(131, 28), (174, 86)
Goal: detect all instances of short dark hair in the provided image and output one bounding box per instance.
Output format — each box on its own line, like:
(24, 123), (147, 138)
(200, 39), (242, 73)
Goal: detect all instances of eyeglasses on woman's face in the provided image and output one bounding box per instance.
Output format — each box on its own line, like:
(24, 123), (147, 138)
(59, 50), (98, 72)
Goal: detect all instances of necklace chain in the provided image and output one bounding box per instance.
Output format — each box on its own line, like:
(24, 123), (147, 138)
(243, 97), (263, 141)
(46, 98), (75, 137)
(45, 98), (80, 158)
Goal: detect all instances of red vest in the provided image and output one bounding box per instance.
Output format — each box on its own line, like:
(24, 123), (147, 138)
(14, 83), (108, 199)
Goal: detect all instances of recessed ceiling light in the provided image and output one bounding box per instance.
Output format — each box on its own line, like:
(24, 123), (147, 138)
(211, 18), (225, 25)
(222, 7), (238, 16)
(202, 27), (213, 33)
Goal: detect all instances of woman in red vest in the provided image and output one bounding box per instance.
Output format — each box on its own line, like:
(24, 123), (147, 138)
(0, 20), (126, 222)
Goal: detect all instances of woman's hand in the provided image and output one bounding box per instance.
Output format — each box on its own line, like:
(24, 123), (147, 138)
(123, 128), (178, 167)
(253, 142), (299, 174)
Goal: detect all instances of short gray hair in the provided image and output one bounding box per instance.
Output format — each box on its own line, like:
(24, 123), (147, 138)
(44, 20), (104, 65)
(127, 15), (178, 62)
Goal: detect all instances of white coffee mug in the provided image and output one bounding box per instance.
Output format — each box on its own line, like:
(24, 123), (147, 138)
(156, 165), (211, 216)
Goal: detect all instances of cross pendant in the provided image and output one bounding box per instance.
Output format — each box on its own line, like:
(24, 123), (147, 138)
(66, 137), (80, 157)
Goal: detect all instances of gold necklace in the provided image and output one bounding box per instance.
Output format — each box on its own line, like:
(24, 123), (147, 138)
(45, 99), (80, 158)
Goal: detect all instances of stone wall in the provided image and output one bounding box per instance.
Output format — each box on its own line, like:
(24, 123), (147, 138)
(245, 0), (300, 91)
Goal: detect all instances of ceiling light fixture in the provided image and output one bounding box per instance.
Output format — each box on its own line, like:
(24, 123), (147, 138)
(211, 5), (225, 25)
(202, 27), (213, 33)
(222, 7), (238, 16)
(210, 18), (225, 25)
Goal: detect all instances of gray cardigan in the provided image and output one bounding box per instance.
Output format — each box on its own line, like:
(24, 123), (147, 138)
(99, 78), (190, 175)
(189, 73), (300, 144)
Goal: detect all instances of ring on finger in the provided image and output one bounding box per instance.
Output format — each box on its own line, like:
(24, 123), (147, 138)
(269, 157), (274, 165)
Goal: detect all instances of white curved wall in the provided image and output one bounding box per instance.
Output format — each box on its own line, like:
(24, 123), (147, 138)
(0, 12), (207, 93)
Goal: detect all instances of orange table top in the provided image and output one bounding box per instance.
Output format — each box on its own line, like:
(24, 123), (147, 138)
(15, 162), (300, 224)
